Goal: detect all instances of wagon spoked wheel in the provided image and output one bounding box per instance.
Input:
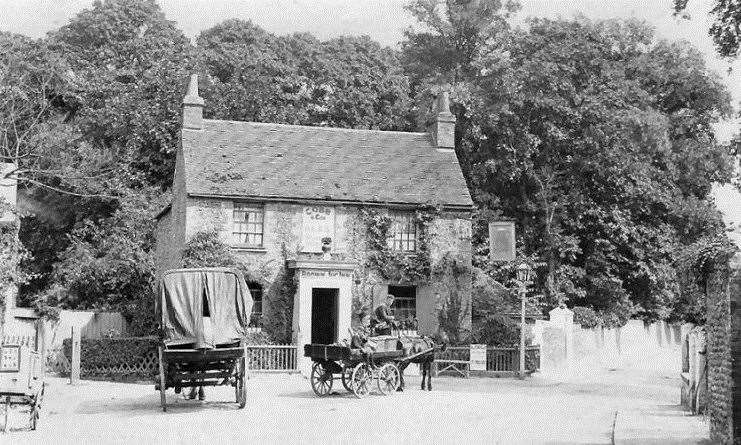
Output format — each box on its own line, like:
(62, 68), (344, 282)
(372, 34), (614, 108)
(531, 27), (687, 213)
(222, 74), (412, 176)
(235, 357), (247, 408)
(341, 366), (354, 392)
(377, 363), (400, 395)
(351, 363), (371, 399)
(310, 362), (334, 397)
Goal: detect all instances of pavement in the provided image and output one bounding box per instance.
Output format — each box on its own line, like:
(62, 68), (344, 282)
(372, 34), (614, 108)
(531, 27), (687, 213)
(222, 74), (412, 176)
(3, 367), (709, 444)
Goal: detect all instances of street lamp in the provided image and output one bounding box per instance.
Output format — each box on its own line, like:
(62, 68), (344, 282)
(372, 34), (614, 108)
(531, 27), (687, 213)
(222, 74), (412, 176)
(516, 261), (533, 379)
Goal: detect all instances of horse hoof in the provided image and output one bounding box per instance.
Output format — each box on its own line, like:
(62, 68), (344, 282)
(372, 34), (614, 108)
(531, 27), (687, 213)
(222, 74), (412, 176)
(396, 387), (404, 392)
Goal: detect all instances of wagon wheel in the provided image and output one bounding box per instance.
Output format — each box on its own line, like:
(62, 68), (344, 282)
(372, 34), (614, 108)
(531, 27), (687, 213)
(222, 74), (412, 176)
(310, 361), (334, 397)
(377, 363), (400, 395)
(350, 363), (372, 399)
(235, 357), (247, 409)
(341, 365), (354, 392)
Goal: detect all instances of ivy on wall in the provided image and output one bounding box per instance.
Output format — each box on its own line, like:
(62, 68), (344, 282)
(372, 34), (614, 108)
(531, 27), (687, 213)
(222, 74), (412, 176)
(359, 207), (436, 283)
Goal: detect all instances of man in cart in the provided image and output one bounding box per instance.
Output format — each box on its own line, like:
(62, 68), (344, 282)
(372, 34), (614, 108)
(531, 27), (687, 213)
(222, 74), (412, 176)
(370, 293), (398, 336)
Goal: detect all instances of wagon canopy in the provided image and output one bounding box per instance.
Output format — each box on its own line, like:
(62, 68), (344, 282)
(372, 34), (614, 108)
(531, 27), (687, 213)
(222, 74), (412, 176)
(158, 268), (253, 348)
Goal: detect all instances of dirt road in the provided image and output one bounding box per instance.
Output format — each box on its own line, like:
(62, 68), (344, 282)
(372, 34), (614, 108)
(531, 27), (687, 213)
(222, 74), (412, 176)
(5, 368), (708, 444)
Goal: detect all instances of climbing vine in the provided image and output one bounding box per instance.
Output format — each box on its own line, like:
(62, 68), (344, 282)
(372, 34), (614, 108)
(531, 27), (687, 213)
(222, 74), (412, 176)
(359, 207), (437, 283)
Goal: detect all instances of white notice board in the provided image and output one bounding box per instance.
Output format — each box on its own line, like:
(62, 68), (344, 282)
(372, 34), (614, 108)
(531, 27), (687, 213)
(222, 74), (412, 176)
(301, 205), (335, 252)
(470, 344), (487, 371)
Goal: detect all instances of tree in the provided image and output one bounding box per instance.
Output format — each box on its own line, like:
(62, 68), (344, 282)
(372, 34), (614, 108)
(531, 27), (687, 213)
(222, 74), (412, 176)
(402, 7), (734, 323)
(674, 0), (741, 58)
(197, 19), (416, 130)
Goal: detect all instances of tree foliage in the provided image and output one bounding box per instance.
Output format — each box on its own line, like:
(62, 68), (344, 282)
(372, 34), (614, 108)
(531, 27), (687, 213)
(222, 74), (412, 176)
(674, 0), (741, 58)
(2, 0), (736, 328)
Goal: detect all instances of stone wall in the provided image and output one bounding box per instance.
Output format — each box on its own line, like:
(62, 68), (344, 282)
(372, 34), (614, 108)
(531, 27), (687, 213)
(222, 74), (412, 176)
(534, 317), (685, 375)
(155, 194), (473, 338)
(730, 254), (740, 444)
(706, 260), (734, 444)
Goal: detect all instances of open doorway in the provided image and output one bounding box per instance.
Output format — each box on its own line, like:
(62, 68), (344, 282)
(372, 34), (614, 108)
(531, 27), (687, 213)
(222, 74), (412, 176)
(311, 288), (339, 344)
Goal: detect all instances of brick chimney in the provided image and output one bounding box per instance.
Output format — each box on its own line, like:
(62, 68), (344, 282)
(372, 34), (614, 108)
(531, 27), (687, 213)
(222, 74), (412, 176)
(182, 74), (204, 130)
(428, 90), (456, 151)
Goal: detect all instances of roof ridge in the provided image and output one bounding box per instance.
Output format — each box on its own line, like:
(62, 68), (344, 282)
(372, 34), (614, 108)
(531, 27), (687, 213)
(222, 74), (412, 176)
(202, 119), (430, 137)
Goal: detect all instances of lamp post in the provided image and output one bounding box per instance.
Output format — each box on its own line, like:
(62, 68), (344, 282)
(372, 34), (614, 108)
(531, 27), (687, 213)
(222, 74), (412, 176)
(516, 261), (533, 379)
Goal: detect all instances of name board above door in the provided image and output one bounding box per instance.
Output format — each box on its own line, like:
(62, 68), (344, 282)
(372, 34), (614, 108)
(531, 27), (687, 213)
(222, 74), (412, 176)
(301, 205), (335, 252)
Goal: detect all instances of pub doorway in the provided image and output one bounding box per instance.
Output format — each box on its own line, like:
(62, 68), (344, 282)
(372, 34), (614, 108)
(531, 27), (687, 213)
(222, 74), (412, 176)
(311, 288), (339, 344)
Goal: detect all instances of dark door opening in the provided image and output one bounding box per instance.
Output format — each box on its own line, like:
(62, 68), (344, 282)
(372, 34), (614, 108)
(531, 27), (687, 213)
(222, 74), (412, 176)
(311, 288), (339, 344)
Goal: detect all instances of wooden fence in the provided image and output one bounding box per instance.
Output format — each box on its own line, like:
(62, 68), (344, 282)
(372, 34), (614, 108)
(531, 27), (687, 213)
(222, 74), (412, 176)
(1, 334), (36, 347)
(245, 344), (298, 372)
(436, 345), (541, 374)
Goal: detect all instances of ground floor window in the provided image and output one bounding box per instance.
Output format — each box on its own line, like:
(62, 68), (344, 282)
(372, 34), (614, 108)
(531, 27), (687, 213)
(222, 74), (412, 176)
(388, 285), (417, 330)
(248, 282), (263, 327)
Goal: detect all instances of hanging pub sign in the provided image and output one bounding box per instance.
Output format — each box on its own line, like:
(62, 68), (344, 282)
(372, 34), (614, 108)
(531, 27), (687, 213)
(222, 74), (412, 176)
(301, 205), (335, 252)
(489, 221), (515, 262)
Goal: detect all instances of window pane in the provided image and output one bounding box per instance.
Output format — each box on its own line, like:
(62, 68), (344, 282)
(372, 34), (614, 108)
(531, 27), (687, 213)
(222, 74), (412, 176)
(233, 203), (264, 247)
(389, 212), (416, 251)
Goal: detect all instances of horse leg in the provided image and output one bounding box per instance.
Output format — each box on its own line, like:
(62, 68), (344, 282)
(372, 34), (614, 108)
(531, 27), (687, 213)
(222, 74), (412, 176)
(397, 362), (407, 392)
(426, 361), (432, 391)
(420, 361), (427, 391)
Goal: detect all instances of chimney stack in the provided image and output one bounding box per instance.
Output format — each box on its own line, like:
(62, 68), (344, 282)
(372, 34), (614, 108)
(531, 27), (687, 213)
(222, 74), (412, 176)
(182, 74), (204, 130)
(428, 90), (456, 150)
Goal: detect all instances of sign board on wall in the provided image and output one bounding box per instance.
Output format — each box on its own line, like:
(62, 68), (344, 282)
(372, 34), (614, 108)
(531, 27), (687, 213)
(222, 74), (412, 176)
(489, 221), (515, 262)
(470, 344), (487, 371)
(301, 205), (335, 252)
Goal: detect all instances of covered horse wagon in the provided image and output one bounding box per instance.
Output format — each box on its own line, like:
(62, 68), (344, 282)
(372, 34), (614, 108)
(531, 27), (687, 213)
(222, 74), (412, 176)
(155, 268), (253, 411)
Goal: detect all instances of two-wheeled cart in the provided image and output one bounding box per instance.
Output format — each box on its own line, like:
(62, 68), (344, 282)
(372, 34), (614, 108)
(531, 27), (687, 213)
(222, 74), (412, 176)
(155, 268), (253, 411)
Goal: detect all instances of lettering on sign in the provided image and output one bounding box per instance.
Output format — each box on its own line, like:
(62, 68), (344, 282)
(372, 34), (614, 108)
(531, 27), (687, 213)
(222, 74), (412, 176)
(301, 206), (335, 252)
(470, 344), (487, 371)
(300, 270), (353, 278)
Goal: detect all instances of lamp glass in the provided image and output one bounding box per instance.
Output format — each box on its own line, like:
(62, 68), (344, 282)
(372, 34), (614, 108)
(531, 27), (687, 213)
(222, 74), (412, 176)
(516, 262), (532, 283)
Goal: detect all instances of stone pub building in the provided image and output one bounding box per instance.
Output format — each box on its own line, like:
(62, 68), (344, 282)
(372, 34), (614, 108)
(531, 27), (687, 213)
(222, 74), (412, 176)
(156, 75), (473, 373)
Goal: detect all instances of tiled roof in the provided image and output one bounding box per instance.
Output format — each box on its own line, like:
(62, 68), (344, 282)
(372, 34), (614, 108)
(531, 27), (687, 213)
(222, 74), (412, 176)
(182, 119), (473, 208)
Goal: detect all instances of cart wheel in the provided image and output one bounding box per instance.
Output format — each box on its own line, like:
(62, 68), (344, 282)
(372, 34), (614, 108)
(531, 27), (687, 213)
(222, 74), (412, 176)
(158, 345), (167, 412)
(351, 363), (371, 399)
(377, 363), (400, 395)
(310, 361), (334, 397)
(341, 366), (354, 392)
(235, 357), (247, 409)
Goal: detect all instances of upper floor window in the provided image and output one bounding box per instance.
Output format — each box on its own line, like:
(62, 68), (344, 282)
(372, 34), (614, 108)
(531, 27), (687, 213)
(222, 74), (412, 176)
(233, 203), (264, 247)
(389, 212), (417, 251)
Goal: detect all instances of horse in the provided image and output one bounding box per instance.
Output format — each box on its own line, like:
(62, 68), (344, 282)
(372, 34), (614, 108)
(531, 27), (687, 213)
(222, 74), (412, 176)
(396, 336), (446, 391)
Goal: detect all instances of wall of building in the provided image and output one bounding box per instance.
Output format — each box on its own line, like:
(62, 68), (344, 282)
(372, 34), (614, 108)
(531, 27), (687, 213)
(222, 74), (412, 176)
(175, 196), (472, 337)
(154, 137), (188, 280)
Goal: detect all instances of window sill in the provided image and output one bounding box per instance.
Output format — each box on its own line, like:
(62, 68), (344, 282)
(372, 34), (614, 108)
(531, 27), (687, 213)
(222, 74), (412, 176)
(230, 244), (267, 253)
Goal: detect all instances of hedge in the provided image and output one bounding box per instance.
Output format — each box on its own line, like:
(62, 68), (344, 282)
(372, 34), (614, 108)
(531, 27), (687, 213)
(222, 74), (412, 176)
(63, 336), (158, 376)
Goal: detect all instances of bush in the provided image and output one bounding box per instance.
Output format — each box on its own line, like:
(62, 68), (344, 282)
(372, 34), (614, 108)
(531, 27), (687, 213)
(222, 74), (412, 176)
(244, 329), (273, 344)
(471, 314), (530, 346)
(572, 306), (600, 328)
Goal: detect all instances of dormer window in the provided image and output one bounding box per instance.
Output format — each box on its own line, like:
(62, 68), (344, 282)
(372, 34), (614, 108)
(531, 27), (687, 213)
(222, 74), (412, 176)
(389, 212), (417, 251)
(233, 203), (264, 247)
